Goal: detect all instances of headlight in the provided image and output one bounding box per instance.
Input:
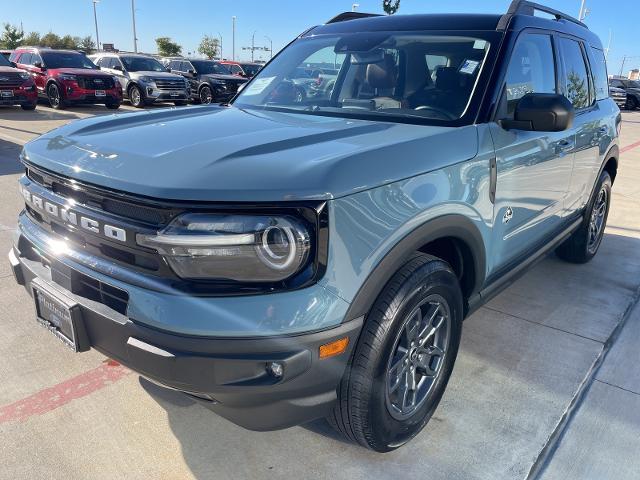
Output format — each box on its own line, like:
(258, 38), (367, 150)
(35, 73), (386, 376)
(137, 213), (311, 282)
(209, 79), (226, 85)
(138, 76), (155, 84)
(58, 74), (77, 81)
(19, 72), (31, 80)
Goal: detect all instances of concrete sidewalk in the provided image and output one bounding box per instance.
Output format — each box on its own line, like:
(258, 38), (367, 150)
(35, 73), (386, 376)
(0, 105), (639, 479)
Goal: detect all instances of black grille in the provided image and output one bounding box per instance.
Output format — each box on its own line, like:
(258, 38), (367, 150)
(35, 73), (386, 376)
(77, 76), (115, 90)
(153, 78), (186, 90)
(226, 81), (245, 94)
(0, 72), (24, 88)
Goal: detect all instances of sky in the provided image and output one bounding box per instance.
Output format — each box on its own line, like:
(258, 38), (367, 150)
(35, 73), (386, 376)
(2, 0), (639, 75)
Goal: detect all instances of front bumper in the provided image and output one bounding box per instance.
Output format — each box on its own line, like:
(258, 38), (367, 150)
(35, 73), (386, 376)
(9, 221), (361, 430)
(141, 85), (190, 103)
(0, 86), (37, 105)
(59, 84), (122, 104)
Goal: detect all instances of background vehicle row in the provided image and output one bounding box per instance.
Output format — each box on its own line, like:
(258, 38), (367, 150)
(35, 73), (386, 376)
(166, 58), (247, 104)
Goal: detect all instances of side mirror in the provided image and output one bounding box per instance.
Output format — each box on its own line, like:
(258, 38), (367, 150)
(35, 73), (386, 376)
(187, 69), (196, 75)
(33, 61), (45, 70)
(10, 61), (16, 68)
(113, 65), (123, 71)
(166, 67), (172, 73)
(501, 93), (574, 132)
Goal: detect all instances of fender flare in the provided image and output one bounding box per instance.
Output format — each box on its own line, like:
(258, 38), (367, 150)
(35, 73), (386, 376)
(342, 214), (487, 322)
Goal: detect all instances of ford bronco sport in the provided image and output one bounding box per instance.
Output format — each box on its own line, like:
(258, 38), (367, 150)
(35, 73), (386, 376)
(8, 1), (620, 452)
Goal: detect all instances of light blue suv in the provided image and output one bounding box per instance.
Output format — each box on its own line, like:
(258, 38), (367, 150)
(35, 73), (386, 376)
(8, 1), (620, 451)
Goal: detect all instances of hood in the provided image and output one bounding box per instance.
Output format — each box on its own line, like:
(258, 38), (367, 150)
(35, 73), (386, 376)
(0, 66), (22, 74)
(23, 106), (478, 202)
(202, 73), (246, 83)
(50, 68), (112, 77)
(130, 71), (183, 80)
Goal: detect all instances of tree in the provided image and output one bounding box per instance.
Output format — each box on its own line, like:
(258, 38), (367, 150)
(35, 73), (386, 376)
(198, 35), (220, 60)
(155, 37), (181, 57)
(40, 32), (62, 48)
(78, 36), (96, 54)
(1, 23), (24, 49)
(382, 0), (400, 15)
(22, 31), (41, 46)
(60, 34), (77, 49)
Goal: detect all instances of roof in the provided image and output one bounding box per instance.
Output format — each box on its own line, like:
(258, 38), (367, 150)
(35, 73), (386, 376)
(14, 47), (83, 54)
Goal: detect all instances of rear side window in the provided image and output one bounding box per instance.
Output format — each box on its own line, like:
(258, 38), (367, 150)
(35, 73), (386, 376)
(588, 47), (609, 101)
(558, 37), (592, 109)
(504, 33), (556, 115)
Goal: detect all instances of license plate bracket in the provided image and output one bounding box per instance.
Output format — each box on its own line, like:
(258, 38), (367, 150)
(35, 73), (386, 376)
(31, 278), (89, 352)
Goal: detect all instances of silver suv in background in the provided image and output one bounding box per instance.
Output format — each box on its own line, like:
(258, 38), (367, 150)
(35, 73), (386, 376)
(90, 53), (190, 107)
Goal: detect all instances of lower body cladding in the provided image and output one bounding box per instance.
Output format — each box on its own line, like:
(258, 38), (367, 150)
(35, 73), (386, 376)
(8, 225), (362, 431)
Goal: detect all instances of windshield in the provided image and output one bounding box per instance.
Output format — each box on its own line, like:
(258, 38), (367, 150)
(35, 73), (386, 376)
(121, 56), (165, 72)
(191, 60), (231, 75)
(239, 63), (261, 76)
(624, 80), (640, 89)
(42, 52), (97, 69)
(234, 32), (491, 124)
(0, 55), (11, 67)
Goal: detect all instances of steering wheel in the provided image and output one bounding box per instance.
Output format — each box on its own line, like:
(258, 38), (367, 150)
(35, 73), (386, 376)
(414, 105), (456, 121)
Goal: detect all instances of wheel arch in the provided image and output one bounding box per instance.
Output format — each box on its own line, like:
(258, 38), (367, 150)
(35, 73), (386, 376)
(343, 214), (487, 322)
(602, 144), (618, 184)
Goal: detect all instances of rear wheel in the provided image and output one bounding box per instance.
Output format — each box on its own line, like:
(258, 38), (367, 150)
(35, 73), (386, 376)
(329, 253), (463, 452)
(47, 83), (65, 109)
(128, 85), (144, 108)
(556, 170), (612, 263)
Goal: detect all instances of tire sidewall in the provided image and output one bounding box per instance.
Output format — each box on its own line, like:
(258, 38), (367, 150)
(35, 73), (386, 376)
(585, 171), (612, 257)
(129, 85), (143, 107)
(47, 83), (63, 109)
(364, 264), (463, 450)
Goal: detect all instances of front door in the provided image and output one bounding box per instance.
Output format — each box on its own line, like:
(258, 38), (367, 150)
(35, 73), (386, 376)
(489, 32), (574, 273)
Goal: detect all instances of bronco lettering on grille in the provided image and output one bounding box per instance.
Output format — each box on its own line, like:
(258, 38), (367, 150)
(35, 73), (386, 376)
(20, 184), (127, 242)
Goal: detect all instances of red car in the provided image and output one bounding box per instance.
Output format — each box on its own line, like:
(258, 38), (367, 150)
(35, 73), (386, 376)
(10, 47), (122, 109)
(0, 53), (37, 110)
(220, 61), (262, 79)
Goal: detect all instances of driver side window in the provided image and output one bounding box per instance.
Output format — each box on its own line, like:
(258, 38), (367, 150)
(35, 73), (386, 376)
(504, 33), (557, 116)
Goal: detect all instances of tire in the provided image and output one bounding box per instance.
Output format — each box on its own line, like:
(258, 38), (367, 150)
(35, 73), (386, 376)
(556, 170), (612, 263)
(128, 85), (144, 108)
(199, 85), (213, 104)
(329, 253), (463, 452)
(105, 102), (120, 110)
(47, 83), (65, 110)
(21, 102), (37, 111)
(173, 100), (187, 106)
(626, 95), (638, 110)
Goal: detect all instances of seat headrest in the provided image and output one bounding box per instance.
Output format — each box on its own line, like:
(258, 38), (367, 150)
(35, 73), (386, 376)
(436, 67), (461, 91)
(366, 54), (397, 90)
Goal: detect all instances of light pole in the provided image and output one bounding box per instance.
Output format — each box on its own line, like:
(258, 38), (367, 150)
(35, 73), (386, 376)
(352, 3), (360, 12)
(218, 32), (223, 60)
(92, 0), (100, 51)
(131, 0), (138, 53)
(578, 0), (589, 21)
(232, 16), (236, 61)
(264, 35), (272, 59)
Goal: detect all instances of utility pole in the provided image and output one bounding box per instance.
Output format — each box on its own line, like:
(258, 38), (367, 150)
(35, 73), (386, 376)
(264, 35), (272, 59)
(92, 0), (100, 51)
(578, 0), (586, 20)
(131, 0), (138, 53)
(232, 16), (236, 61)
(218, 32), (223, 60)
(352, 3), (360, 12)
(605, 29), (612, 60)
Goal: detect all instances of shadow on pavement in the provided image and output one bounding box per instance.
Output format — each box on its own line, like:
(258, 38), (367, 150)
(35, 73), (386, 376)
(0, 138), (24, 176)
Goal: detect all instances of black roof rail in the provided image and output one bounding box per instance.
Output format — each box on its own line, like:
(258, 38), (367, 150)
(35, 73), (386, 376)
(326, 12), (382, 24)
(497, 0), (587, 30)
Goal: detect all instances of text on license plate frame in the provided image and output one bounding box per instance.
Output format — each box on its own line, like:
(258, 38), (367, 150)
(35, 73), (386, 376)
(95, 90), (106, 97)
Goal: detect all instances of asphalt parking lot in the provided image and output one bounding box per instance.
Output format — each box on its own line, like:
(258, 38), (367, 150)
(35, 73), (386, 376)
(1, 102), (640, 480)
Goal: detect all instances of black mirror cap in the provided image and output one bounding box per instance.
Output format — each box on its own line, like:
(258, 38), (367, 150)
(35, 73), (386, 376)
(506, 93), (575, 132)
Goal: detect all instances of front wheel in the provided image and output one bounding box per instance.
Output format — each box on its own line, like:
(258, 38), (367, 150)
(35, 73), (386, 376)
(47, 83), (65, 109)
(556, 170), (612, 263)
(626, 96), (638, 110)
(199, 85), (213, 104)
(128, 85), (144, 108)
(329, 253), (463, 452)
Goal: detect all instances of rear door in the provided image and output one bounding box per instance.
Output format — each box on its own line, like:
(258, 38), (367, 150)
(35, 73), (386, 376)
(559, 38), (608, 212)
(488, 31), (575, 272)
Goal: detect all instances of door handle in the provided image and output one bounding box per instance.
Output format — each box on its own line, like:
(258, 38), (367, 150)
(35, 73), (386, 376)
(556, 140), (575, 154)
(489, 157), (497, 204)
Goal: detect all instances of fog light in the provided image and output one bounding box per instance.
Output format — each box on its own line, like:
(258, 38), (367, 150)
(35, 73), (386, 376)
(267, 362), (283, 378)
(147, 87), (153, 95)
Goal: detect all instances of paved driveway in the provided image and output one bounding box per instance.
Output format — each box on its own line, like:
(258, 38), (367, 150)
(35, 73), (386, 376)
(1, 104), (640, 479)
